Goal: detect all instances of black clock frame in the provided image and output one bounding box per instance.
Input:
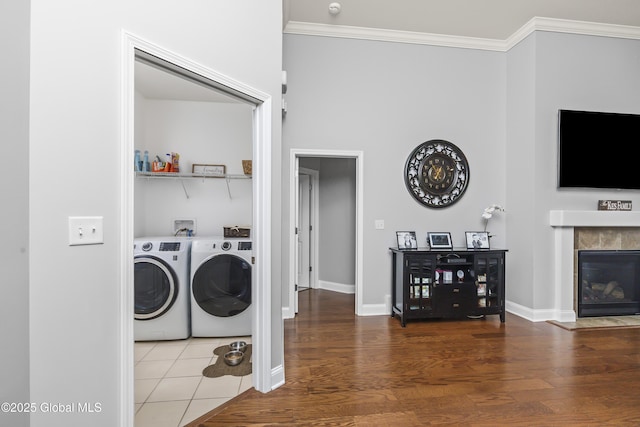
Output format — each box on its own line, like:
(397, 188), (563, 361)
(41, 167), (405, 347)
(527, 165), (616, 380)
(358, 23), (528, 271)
(404, 139), (470, 208)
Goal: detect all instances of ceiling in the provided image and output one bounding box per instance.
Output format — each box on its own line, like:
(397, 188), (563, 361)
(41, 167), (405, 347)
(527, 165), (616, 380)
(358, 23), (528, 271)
(135, 61), (243, 103)
(137, 1), (640, 102)
(283, 0), (640, 40)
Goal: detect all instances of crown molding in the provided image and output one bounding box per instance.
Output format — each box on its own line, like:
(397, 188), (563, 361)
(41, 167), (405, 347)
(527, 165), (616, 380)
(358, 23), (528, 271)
(284, 21), (506, 51)
(284, 17), (640, 52)
(507, 17), (640, 50)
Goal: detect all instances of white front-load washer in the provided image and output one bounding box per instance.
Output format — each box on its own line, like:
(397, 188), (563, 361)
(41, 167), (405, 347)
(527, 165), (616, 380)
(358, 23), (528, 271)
(134, 237), (191, 341)
(190, 237), (252, 337)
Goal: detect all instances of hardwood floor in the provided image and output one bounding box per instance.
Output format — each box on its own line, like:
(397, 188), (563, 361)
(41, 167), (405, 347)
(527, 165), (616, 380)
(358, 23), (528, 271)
(187, 289), (640, 426)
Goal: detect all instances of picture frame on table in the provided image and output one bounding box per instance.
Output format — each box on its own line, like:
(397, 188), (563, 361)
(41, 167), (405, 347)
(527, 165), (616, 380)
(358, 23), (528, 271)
(465, 231), (490, 249)
(192, 164), (226, 177)
(396, 231), (418, 250)
(427, 232), (453, 249)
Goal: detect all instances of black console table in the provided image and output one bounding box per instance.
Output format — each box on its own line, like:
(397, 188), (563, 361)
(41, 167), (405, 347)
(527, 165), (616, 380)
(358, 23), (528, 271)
(390, 247), (507, 327)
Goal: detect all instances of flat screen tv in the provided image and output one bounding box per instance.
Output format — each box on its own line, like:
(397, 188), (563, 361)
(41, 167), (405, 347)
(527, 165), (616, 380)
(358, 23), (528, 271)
(558, 109), (640, 190)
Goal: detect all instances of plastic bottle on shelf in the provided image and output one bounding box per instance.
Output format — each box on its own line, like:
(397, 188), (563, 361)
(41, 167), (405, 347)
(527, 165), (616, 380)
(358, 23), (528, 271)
(134, 150), (142, 171)
(143, 150), (149, 172)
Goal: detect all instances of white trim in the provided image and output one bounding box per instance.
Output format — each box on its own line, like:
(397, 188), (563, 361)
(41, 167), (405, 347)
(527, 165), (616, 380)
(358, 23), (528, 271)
(119, 32), (136, 427)
(285, 17), (640, 52)
(359, 303), (389, 317)
(549, 210), (640, 227)
(318, 280), (355, 294)
(270, 364), (285, 390)
(284, 21), (506, 51)
(505, 300), (559, 322)
(251, 97), (273, 393)
(506, 17), (640, 49)
(120, 31), (274, 426)
(288, 149), (365, 318)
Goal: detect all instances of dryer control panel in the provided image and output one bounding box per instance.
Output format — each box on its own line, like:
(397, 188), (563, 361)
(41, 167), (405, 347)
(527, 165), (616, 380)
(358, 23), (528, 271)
(238, 241), (252, 251)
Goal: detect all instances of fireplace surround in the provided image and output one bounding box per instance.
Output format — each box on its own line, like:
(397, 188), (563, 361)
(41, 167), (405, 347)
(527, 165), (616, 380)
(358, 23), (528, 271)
(550, 210), (640, 322)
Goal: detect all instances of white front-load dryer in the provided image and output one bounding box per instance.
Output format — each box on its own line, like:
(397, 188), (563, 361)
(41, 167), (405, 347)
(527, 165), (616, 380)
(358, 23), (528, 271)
(134, 237), (191, 341)
(190, 237), (252, 337)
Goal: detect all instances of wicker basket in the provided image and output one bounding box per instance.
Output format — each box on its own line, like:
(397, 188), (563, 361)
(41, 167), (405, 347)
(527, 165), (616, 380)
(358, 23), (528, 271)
(224, 226), (251, 238)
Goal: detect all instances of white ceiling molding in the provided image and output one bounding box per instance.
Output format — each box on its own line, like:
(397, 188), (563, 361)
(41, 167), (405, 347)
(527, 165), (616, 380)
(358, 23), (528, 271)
(506, 17), (640, 50)
(284, 17), (640, 52)
(284, 21), (506, 51)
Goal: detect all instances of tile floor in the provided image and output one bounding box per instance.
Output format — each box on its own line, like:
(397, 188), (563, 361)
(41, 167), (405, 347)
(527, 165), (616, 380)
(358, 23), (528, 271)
(134, 336), (252, 427)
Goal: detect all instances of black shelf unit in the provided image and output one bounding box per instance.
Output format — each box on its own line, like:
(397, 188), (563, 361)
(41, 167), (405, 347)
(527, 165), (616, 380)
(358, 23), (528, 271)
(390, 247), (507, 327)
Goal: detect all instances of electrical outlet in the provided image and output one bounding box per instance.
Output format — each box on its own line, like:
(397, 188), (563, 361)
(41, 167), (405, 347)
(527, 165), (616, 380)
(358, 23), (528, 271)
(375, 219), (385, 230)
(69, 216), (104, 246)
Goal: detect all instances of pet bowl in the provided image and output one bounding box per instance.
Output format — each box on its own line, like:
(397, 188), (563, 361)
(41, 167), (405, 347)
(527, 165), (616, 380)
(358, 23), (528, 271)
(229, 341), (247, 353)
(224, 350), (244, 366)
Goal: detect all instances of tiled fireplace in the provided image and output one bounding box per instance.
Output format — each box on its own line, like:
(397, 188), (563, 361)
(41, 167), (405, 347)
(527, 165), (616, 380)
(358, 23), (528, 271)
(577, 245), (640, 317)
(550, 210), (640, 322)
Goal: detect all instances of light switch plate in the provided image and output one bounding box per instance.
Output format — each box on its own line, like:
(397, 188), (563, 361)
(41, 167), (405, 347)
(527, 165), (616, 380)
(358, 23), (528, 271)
(69, 216), (104, 246)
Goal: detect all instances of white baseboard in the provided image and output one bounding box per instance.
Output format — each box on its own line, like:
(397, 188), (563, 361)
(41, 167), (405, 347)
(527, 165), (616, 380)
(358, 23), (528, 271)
(270, 364), (285, 391)
(318, 280), (355, 294)
(282, 306), (295, 320)
(286, 296), (567, 323)
(358, 303), (388, 316)
(506, 300), (573, 322)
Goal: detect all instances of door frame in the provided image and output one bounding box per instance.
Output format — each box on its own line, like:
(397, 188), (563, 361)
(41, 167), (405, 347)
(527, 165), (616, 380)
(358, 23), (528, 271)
(287, 149), (364, 318)
(120, 32), (273, 426)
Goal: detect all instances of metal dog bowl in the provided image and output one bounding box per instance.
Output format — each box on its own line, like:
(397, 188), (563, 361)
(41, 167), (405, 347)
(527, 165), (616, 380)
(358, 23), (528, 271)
(224, 350), (244, 366)
(229, 341), (247, 353)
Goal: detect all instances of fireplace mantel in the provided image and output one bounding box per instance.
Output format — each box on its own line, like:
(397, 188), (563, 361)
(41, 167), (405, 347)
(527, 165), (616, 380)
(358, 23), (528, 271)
(550, 210), (640, 322)
(550, 210), (640, 227)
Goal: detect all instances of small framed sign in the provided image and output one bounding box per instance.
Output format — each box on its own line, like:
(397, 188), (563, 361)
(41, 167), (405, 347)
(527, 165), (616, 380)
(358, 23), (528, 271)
(192, 164), (226, 177)
(598, 200), (632, 211)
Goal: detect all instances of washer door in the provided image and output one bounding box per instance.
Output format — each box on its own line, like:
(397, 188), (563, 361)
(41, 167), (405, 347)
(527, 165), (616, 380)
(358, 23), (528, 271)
(134, 256), (178, 320)
(192, 253), (251, 317)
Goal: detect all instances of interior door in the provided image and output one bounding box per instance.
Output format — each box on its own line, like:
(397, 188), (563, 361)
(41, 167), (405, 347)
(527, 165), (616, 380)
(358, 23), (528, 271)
(298, 173), (311, 291)
(294, 162), (316, 315)
(294, 156), (300, 313)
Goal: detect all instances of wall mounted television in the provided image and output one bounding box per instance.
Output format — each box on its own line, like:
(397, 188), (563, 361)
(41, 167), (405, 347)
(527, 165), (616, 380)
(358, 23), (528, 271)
(558, 109), (640, 190)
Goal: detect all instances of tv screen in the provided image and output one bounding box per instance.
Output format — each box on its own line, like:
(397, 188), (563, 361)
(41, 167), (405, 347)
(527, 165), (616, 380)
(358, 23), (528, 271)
(558, 109), (640, 190)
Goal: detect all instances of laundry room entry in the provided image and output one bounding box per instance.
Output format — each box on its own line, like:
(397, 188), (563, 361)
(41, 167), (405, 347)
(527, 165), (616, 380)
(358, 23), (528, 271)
(133, 59), (254, 238)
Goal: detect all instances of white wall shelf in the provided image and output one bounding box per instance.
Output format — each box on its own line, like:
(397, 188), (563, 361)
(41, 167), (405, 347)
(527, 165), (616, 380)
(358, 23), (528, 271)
(135, 171), (251, 199)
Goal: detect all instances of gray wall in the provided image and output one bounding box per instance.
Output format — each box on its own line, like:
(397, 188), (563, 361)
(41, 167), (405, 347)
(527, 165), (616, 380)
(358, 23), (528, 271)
(283, 29), (640, 319)
(283, 34), (507, 308)
(507, 32), (640, 313)
(19, 2), (282, 425)
(318, 158), (356, 285)
(134, 97), (253, 238)
(0, 1), (30, 426)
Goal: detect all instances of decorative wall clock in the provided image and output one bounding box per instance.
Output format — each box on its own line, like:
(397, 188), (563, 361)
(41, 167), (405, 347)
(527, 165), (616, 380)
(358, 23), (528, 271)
(404, 139), (470, 208)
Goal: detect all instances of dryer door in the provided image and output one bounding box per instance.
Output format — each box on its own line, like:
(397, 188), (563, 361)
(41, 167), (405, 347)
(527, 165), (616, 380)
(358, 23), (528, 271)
(192, 253), (251, 317)
(134, 255), (178, 320)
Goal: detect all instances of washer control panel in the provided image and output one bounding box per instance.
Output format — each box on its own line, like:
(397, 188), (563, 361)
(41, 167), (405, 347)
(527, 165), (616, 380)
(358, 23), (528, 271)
(237, 241), (252, 251)
(159, 242), (181, 251)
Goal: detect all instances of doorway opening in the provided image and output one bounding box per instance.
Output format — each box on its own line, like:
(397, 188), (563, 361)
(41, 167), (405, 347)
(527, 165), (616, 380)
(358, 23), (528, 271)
(288, 149), (364, 318)
(121, 32), (272, 426)
(296, 167), (319, 300)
